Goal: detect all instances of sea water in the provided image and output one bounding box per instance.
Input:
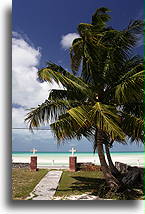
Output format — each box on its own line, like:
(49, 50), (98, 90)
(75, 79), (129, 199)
(12, 152), (144, 167)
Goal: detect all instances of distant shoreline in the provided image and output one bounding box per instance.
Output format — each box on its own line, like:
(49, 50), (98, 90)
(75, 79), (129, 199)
(12, 151), (144, 154)
(12, 151), (144, 167)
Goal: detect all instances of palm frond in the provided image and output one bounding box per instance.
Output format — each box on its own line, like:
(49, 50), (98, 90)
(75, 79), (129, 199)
(68, 105), (92, 127)
(70, 38), (83, 72)
(90, 102), (125, 140)
(51, 113), (94, 143)
(91, 7), (111, 28)
(38, 64), (92, 97)
(122, 55), (143, 72)
(121, 113), (143, 142)
(118, 62), (143, 81)
(50, 113), (79, 142)
(122, 103), (143, 118)
(68, 102), (125, 140)
(126, 20), (144, 35)
(49, 89), (68, 100)
(48, 88), (89, 102)
(103, 56), (143, 104)
(25, 99), (78, 130)
(77, 23), (93, 38)
(115, 70), (143, 104)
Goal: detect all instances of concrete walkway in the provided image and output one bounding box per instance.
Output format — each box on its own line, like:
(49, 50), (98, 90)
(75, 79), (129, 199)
(27, 170), (62, 200)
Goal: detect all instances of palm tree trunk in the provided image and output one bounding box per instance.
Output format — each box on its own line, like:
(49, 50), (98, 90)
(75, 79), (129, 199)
(105, 143), (122, 179)
(96, 129), (120, 189)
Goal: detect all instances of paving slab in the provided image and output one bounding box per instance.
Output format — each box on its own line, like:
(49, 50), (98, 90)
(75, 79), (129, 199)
(26, 170), (62, 200)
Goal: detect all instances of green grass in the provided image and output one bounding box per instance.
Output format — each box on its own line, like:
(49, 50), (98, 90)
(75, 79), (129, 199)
(55, 170), (105, 197)
(12, 168), (48, 200)
(12, 168), (143, 200)
(55, 170), (144, 200)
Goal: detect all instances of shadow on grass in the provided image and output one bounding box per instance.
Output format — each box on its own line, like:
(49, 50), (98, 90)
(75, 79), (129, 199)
(71, 176), (144, 200)
(56, 175), (106, 196)
(57, 175), (144, 200)
(69, 176), (107, 196)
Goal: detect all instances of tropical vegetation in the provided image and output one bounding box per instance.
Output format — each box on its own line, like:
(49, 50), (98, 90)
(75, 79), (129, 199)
(25, 8), (143, 191)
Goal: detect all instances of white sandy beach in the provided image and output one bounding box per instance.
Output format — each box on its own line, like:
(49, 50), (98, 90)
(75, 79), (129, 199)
(12, 152), (144, 168)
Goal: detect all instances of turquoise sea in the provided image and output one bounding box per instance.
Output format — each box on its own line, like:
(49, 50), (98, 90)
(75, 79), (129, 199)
(12, 151), (144, 167)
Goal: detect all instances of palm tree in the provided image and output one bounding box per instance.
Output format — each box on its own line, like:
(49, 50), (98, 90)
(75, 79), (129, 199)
(25, 60), (143, 189)
(70, 7), (143, 180)
(94, 55), (144, 178)
(105, 141), (121, 177)
(70, 8), (143, 85)
(25, 8), (143, 190)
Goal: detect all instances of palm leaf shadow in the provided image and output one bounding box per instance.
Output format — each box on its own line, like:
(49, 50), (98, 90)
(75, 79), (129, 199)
(70, 176), (106, 193)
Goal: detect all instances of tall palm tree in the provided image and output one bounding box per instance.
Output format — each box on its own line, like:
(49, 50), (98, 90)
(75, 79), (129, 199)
(25, 60), (143, 189)
(70, 7), (143, 180)
(25, 8), (143, 190)
(93, 55), (144, 178)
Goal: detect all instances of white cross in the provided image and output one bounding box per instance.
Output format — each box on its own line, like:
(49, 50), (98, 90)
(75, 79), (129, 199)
(69, 147), (77, 156)
(31, 148), (37, 155)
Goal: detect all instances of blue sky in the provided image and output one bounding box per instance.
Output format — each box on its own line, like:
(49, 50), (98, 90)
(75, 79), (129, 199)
(13, 0), (143, 69)
(12, 0), (144, 152)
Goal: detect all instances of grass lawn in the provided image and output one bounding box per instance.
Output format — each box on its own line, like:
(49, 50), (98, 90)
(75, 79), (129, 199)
(12, 168), (143, 200)
(55, 170), (144, 200)
(55, 170), (105, 197)
(12, 168), (48, 200)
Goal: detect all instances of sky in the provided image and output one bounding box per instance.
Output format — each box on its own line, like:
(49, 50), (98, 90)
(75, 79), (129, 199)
(12, 0), (144, 152)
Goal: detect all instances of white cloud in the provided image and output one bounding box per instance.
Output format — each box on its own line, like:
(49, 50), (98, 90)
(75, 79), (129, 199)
(12, 32), (62, 130)
(60, 33), (80, 49)
(12, 107), (28, 128)
(12, 33), (61, 108)
(12, 107), (53, 139)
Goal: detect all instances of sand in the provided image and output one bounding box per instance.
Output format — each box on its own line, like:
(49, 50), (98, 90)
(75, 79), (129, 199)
(12, 152), (144, 168)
